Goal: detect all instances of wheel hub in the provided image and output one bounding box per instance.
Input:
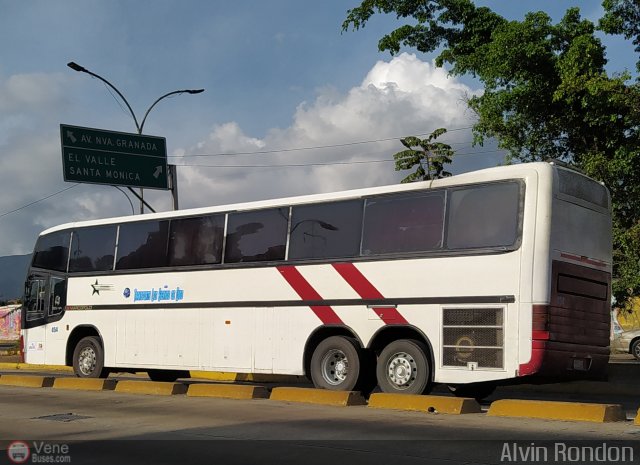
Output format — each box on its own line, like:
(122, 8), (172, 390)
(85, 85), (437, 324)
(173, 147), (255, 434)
(78, 347), (96, 376)
(321, 349), (349, 386)
(387, 352), (416, 388)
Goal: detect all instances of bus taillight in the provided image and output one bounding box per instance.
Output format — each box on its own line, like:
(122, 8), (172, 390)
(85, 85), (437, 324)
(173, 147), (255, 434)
(532, 305), (550, 340)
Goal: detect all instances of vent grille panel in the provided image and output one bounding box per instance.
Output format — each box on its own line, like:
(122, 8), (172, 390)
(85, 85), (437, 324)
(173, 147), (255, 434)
(442, 308), (504, 369)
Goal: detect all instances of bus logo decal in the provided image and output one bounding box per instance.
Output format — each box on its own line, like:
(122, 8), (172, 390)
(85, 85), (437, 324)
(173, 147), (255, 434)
(277, 266), (343, 325)
(91, 280), (114, 296)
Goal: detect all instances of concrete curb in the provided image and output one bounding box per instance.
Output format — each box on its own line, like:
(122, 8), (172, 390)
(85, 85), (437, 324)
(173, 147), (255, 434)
(187, 383), (269, 399)
(368, 393), (482, 414)
(488, 399), (626, 423)
(0, 375), (54, 388)
(270, 387), (365, 406)
(52, 378), (117, 391)
(114, 380), (187, 396)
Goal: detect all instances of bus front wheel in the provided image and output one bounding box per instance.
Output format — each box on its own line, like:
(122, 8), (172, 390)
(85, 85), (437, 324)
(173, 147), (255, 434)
(310, 336), (362, 391)
(376, 339), (430, 395)
(73, 336), (107, 378)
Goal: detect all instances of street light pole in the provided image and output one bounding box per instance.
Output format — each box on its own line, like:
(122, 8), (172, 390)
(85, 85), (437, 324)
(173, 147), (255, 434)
(67, 61), (203, 214)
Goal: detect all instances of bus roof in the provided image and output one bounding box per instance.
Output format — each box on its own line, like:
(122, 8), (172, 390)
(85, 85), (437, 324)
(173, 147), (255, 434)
(39, 161), (563, 236)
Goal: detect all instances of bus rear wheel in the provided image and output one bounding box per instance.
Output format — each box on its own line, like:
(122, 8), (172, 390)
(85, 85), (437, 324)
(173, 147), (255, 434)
(73, 336), (107, 378)
(310, 336), (363, 391)
(376, 339), (430, 395)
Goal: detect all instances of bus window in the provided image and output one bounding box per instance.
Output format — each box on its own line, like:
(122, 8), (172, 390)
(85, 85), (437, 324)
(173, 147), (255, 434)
(361, 191), (445, 255)
(446, 182), (521, 250)
(224, 208), (288, 263)
(32, 231), (70, 272)
(48, 277), (67, 316)
(116, 220), (170, 270)
(289, 200), (363, 260)
(69, 225), (117, 272)
(557, 168), (609, 209)
(25, 277), (46, 322)
(169, 215), (224, 266)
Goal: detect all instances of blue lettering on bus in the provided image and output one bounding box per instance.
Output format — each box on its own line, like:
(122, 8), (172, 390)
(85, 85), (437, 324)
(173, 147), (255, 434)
(132, 286), (185, 303)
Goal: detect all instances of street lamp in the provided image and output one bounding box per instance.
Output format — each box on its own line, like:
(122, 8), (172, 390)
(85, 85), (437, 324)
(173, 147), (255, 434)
(67, 61), (204, 213)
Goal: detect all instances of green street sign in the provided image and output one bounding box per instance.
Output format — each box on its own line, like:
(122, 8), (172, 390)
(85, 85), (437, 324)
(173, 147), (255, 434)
(60, 124), (168, 189)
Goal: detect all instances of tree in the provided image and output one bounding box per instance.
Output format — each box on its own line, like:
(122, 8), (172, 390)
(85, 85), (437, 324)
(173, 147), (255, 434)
(394, 128), (454, 182)
(600, 0), (640, 73)
(343, 0), (640, 310)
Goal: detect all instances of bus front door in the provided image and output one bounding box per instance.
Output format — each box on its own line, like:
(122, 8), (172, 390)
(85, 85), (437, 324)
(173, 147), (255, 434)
(22, 273), (67, 364)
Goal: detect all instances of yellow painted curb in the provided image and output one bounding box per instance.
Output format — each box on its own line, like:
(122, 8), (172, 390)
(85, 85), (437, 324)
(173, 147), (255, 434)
(52, 378), (117, 391)
(488, 399), (625, 423)
(190, 371), (237, 381)
(0, 362), (73, 372)
(269, 387), (365, 406)
(115, 380), (187, 396)
(368, 393), (481, 414)
(0, 375), (54, 388)
(187, 383), (269, 399)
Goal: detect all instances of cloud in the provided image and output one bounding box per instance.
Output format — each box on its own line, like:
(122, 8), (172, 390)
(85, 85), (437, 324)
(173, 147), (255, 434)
(172, 53), (484, 209)
(0, 54), (496, 257)
(0, 73), (70, 121)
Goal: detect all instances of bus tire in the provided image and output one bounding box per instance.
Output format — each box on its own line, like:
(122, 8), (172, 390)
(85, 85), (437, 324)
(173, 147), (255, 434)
(447, 382), (496, 401)
(376, 339), (430, 395)
(147, 370), (190, 382)
(310, 336), (362, 391)
(73, 336), (107, 378)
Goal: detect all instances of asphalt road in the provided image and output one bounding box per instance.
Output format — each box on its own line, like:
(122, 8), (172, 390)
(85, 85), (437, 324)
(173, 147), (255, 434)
(0, 356), (639, 464)
(0, 379), (639, 465)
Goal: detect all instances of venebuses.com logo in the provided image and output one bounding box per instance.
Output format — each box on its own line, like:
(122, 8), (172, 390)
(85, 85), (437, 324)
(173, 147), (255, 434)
(6, 441), (71, 463)
(7, 441), (30, 464)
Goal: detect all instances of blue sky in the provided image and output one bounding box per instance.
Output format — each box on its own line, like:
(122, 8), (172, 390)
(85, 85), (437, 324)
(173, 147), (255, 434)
(0, 0), (636, 256)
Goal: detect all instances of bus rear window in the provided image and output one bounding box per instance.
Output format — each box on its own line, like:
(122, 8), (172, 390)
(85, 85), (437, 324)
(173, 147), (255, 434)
(557, 168), (609, 209)
(32, 231), (70, 272)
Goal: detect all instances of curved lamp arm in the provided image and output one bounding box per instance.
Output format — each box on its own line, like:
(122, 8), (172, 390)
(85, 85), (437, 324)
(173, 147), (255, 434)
(67, 62), (141, 132)
(139, 89), (204, 134)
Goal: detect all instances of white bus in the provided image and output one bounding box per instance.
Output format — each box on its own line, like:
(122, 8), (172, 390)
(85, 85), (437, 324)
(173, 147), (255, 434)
(21, 162), (612, 399)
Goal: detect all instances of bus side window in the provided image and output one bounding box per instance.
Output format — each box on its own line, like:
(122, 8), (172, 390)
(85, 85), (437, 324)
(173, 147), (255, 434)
(362, 191), (445, 255)
(69, 226), (117, 272)
(168, 215), (224, 266)
(446, 182), (520, 250)
(32, 231), (70, 272)
(49, 277), (67, 316)
(116, 221), (170, 270)
(289, 200), (363, 260)
(224, 208), (288, 263)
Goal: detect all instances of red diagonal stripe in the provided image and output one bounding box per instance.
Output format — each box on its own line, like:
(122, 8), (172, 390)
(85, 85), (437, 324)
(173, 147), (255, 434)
(333, 262), (408, 325)
(277, 266), (343, 325)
